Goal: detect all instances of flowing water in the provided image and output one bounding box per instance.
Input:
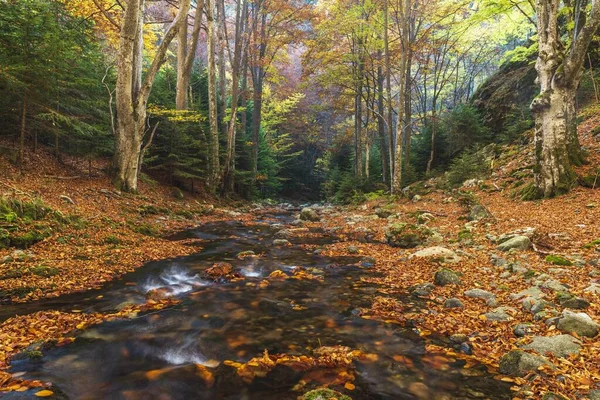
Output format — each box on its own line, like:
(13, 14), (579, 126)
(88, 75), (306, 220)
(2, 210), (510, 399)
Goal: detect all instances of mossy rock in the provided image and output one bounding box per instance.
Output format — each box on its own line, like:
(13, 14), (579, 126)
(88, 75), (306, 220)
(584, 239), (600, 249)
(300, 388), (352, 400)
(30, 265), (59, 277)
(545, 255), (573, 266)
(385, 223), (433, 248)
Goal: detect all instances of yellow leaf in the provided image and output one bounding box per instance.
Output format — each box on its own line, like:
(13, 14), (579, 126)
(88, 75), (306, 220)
(344, 382), (355, 390)
(35, 390), (54, 397)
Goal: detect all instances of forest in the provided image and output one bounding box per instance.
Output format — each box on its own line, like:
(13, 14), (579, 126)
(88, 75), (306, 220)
(1, 0), (600, 398)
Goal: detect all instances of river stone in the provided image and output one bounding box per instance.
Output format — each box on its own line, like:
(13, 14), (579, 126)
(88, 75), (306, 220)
(498, 350), (551, 377)
(521, 334), (582, 358)
(409, 246), (461, 263)
(146, 287), (173, 301)
(585, 283), (600, 293)
(299, 208), (320, 222)
(464, 288), (495, 300)
(556, 310), (600, 337)
(434, 268), (461, 286)
(497, 236), (531, 251)
(347, 246), (359, 254)
(444, 298), (464, 308)
(468, 205), (489, 221)
(273, 239), (291, 246)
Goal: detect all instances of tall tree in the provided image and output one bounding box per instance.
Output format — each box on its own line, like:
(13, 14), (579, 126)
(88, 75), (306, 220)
(114, 0), (190, 192)
(531, 0), (600, 197)
(206, 0), (221, 189)
(176, 0), (204, 110)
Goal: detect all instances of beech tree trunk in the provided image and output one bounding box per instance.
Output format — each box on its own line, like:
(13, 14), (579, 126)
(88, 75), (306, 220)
(176, 0), (204, 110)
(114, 0), (190, 192)
(531, 0), (600, 197)
(206, 0), (221, 189)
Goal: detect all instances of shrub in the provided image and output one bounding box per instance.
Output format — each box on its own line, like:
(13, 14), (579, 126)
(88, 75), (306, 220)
(446, 148), (490, 187)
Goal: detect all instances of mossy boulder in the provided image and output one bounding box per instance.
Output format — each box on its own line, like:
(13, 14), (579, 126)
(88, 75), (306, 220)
(434, 268), (461, 286)
(385, 223), (433, 248)
(300, 208), (320, 222)
(498, 350), (551, 377)
(545, 255), (573, 266)
(300, 389), (352, 400)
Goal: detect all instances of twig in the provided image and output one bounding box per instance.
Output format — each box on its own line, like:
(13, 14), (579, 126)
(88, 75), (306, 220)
(42, 175), (81, 180)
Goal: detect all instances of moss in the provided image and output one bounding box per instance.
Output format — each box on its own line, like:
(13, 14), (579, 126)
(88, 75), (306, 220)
(139, 205), (171, 216)
(301, 389), (352, 400)
(0, 268), (25, 280)
(0, 286), (37, 299)
(128, 221), (160, 237)
(30, 265), (59, 277)
(555, 291), (574, 303)
(584, 239), (600, 249)
(103, 234), (122, 245)
(545, 255), (573, 266)
(458, 229), (473, 242)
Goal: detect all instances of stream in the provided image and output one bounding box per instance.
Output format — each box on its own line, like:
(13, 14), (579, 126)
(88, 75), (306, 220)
(2, 210), (511, 399)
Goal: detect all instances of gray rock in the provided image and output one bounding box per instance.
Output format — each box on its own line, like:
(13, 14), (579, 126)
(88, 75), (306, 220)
(411, 282), (435, 297)
(556, 310), (600, 337)
(510, 287), (545, 301)
(409, 246), (461, 263)
(299, 208), (320, 222)
(560, 297), (590, 310)
(490, 255), (508, 267)
(375, 208), (393, 219)
(588, 389), (600, 400)
(497, 236), (531, 251)
(584, 282), (600, 294)
(273, 239), (291, 246)
(360, 257), (376, 268)
(498, 350), (551, 377)
(444, 298), (464, 308)
(464, 288), (495, 300)
(513, 323), (532, 337)
(521, 334), (582, 358)
(416, 212), (435, 224)
(484, 307), (514, 321)
(347, 246), (359, 254)
(434, 268), (461, 286)
(536, 277), (569, 292)
(468, 205), (489, 221)
(412, 195), (422, 202)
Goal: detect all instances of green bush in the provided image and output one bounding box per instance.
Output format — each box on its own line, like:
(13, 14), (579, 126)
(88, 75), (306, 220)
(446, 148), (490, 187)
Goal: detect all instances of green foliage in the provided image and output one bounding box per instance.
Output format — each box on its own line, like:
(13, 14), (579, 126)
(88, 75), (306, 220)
(446, 147), (490, 187)
(30, 265), (59, 277)
(0, 0), (112, 159)
(128, 221), (160, 237)
(545, 255), (573, 266)
(103, 235), (122, 245)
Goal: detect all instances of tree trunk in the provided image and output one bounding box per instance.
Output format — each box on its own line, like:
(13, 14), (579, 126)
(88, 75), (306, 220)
(176, 14), (189, 110)
(251, 78), (262, 182)
(377, 64), (388, 185)
(206, 0), (221, 190)
(114, 0), (190, 192)
(19, 93), (27, 165)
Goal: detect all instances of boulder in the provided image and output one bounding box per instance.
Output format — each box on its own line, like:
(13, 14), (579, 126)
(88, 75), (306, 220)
(385, 223), (432, 248)
(560, 297), (590, 310)
(409, 246), (461, 263)
(498, 350), (551, 377)
(468, 205), (489, 221)
(556, 310), (600, 337)
(434, 268), (461, 286)
(521, 334), (582, 358)
(510, 287), (545, 301)
(497, 236), (531, 251)
(513, 323), (532, 337)
(484, 307), (515, 321)
(444, 298), (464, 308)
(299, 208), (320, 222)
(464, 288), (495, 301)
(146, 287), (173, 301)
(375, 208), (393, 219)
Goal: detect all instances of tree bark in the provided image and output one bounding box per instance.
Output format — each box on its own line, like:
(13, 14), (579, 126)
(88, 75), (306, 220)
(531, 0), (600, 197)
(377, 64), (388, 184)
(176, 0), (204, 110)
(206, 0), (221, 190)
(114, 0), (190, 192)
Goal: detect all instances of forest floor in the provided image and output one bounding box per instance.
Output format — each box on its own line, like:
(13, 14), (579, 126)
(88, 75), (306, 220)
(307, 110), (600, 399)
(2, 111), (600, 398)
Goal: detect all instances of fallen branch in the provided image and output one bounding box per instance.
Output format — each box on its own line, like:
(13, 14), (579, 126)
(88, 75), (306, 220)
(43, 175), (81, 180)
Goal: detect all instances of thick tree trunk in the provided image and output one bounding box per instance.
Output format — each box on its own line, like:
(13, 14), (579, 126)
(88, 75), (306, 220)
(532, 85), (580, 197)
(206, 0), (220, 190)
(531, 0), (600, 197)
(114, 0), (190, 192)
(251, 79), (262, 182)
(176, 15), (189, 110)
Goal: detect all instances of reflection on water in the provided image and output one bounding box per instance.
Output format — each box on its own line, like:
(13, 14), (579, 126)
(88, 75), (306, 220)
(4, 211), (511, 399)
